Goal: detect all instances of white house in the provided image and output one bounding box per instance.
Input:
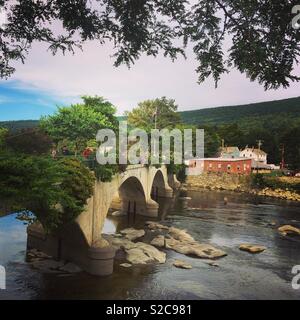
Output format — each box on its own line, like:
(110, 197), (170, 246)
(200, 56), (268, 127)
(240, 147), (267, 165)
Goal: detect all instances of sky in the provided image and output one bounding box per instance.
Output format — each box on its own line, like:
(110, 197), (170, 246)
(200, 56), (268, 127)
(0, 33), (300, 121)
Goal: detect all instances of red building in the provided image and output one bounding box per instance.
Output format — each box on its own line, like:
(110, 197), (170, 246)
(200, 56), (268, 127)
(187, 158), (252, 175)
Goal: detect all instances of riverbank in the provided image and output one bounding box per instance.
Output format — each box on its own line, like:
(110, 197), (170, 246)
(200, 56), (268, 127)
(184, 173), (300, 202)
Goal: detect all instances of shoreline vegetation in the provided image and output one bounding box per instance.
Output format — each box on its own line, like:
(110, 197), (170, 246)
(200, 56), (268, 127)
(184, 173), (300, 202)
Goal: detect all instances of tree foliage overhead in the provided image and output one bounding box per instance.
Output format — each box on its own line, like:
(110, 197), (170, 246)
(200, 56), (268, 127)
(1, 0), (299, 89)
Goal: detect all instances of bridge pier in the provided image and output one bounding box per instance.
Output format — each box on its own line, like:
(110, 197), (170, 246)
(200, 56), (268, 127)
(146, 199), (159, 217)
(27, 165), (176, 276)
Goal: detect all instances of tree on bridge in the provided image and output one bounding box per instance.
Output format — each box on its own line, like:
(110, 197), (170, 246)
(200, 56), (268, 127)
(1, 1), (299, 89)
(0, 156), (95, 232)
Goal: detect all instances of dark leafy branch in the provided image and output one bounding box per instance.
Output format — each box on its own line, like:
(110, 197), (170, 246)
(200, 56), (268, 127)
(0, 0), (299, 88)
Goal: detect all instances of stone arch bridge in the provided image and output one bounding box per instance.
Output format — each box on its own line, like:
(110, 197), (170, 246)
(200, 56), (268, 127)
(27, 165), (180, 275)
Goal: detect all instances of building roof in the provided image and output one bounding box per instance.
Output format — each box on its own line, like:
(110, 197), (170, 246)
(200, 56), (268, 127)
(241, 148), (267, 156)
(188, 158), (252, 162)
(220, 146), (240, 153)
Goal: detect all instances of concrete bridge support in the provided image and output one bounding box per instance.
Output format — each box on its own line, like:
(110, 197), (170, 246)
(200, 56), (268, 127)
(27, 165), (177, 276)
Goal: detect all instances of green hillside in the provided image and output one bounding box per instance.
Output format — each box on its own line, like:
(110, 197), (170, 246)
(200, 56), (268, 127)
(0, 120), (39, 132)
(1, 97), (300, 168)
(179, 97), (300, 129)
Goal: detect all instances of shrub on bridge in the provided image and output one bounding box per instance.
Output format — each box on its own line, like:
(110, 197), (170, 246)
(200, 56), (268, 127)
(0, 155), (95, 233)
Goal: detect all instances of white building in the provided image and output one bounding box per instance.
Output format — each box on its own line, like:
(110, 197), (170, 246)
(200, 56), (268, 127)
(240, 147), (267, 165)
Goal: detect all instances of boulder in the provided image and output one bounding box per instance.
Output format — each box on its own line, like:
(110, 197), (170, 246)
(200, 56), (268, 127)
(27, 249), (52, 259)
(278, 225), (300, 236)
(207, 261), (219, 267)
(145, 221), (169, 231)
(120, 228), (145, 241)
(239, 244), (266, 253)
(31, 260), (65, 272)
(173, 260), (192, 269)
(111, 237), (136, 250)
(150, 235), (165, 248)
(112, 237), (166, 265)
(125, 242), (166, 265)
(59, 262), (82, 273)
(165, 237), (226, 259)
(168, 227), (195, 242)
(120, 263), (132, 268)
(111, 210), (126, 217)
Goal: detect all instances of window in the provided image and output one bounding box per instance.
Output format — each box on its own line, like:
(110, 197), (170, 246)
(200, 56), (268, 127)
(227, 164), (231, 171)
(209, 163), (213, 168)
(218, 163), (222, 169)
(237, 165), (240, 171)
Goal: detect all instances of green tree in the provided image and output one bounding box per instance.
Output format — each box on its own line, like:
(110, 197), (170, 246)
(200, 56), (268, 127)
(40, 96), (117, 155)
(0, 127), (8, 149)
(1, 1), (299, 89)
(282, 127), (300, 170)
(202, 125), (221, 157)
(216, 123), (245, 148)
(126, 97), (181, 132)
(5, 128), (53, 155)
(0, 155), (95, 232)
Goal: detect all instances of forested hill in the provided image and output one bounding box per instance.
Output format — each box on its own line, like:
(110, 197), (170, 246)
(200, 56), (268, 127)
(0, 120), (39, 132)
(179, 96), (300, 129)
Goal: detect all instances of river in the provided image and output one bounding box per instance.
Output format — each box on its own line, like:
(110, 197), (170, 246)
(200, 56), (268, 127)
(0, 190), (300, 300)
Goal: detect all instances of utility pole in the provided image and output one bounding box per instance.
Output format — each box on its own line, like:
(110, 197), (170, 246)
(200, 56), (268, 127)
(257, 140), (263, 150)
(280, 144), (285, 170)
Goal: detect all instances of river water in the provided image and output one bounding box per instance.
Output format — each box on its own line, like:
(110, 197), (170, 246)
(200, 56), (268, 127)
(0, 190), (300, 300)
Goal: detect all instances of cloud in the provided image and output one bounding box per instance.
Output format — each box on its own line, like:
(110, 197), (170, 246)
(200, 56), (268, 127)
(2, 34), (299, 118)
(0, 80), (68, 121)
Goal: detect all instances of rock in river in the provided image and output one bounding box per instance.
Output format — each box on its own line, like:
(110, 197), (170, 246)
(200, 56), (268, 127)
(112, 237), (166, 265)
(145, 221), (169, 231)
(165, 237), (227, 259)
(239, 244), (266, 254)
(111, 210), (126, 217)
(173, 260), (192, 269)
(120, 263), (132, 268)
(59, 262), (82, 273)
(120, 228), (145, 241)
(168, 227), (195, 242)
(150, 235), (165, 248)
(126, 242), (166, 265)
(145, 221), (227, 259)
(278, 225), (300, 236)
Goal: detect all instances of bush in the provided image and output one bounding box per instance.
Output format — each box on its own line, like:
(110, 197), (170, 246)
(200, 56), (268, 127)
(0, 155), (95, 233)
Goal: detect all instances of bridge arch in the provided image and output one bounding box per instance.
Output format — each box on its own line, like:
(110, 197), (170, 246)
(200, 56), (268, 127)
(118, 176), (148, 216)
